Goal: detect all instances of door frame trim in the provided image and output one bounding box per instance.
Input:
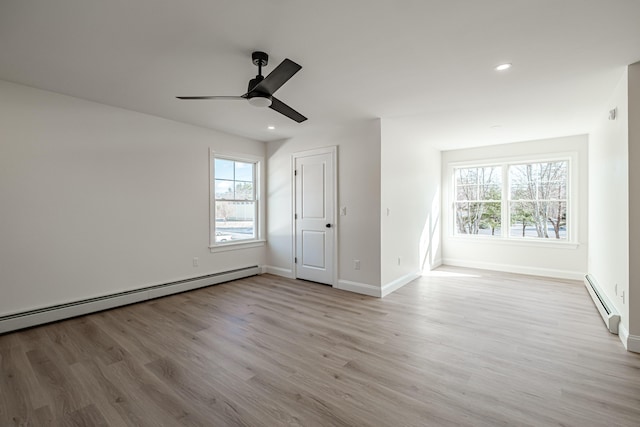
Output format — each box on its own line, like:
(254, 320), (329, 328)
(291, 146), (338, 287)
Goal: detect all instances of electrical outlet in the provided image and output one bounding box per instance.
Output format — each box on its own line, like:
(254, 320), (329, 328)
(354, 260), (361, 270)
(340, 206), (347, 216)
(193, 257), (199, 267)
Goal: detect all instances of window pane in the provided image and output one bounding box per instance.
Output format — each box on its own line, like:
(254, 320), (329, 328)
(510, 162), (567, 200)
(478, 167), (501, 186)
(454, 166), (502, 237)
(509, 201), (566, 239)
(508, 161), (568, 239)
(235, 181), (254, 200)
(455, 202), (471, 233)
(214, 201), (255, 242)
(215, 159), (234, 180)
(510, 164), (533, 199)
(215, 180), (234, 199)
(455, 202), (501, 236)
(457, 185), (477, 201)
(509, 201), (536, 237)
(456, 167), (501, 200)
(511, 182), (534, 200)
(456, 168), (478, 185)
(480, 184), (501, 201)
(480, 202), (501, 236)
(540, 180), (566, 200)
(541, 161), (567, 180)
(545, 200), (567, 239)
(235, 161), (254, 182)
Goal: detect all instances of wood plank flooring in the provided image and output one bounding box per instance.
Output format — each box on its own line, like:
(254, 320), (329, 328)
(1, 266), (639, 426)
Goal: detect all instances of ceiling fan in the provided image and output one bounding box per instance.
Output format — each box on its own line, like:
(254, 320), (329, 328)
(177, 51), (307, 123)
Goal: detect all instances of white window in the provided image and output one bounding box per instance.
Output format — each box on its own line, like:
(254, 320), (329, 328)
(210, 152), (262, 247)
(453, 159), (571, 241)
(454, 166), (502, 236)
(508, 161), (568, 239)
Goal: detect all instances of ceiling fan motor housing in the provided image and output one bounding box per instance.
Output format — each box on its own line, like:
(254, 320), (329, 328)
(247, 75), (272, 107)
(248, 76), (264, 93)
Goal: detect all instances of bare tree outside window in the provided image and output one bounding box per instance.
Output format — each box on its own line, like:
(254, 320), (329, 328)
(454, 166), (502, 236)
(509, 161), (567, 239)
(453, 160), (569, 241)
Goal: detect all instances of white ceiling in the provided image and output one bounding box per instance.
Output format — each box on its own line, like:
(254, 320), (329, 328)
(1, 0), (639, 149)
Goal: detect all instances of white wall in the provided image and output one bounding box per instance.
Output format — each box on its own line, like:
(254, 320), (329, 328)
(266, 120), (382, 293)
(441, 135), (588, 280)
(628, 62), (640, 343)
(0, 80), (266, 317)
(380, 117), (441, 292)
(588, 69), (629, 332)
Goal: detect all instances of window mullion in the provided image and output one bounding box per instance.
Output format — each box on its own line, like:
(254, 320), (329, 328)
(502, 164), (509, 238)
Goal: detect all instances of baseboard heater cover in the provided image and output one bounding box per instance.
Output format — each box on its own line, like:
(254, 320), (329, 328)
(584, 274), (620, 334)
(0, 266), (260, 334)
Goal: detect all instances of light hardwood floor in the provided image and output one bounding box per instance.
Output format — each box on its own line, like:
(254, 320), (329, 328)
(1, 266), (639, 426)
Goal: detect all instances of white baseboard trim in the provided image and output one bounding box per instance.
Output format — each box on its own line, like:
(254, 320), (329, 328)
(619, 323), (640, 353)
(428, 258), (443, 271)
(628, 334), (640, 354)
(262, 265), (295, 279)
(381, 271), (421, 297)
(442, 258), (584, 281)
(0, 266), (260, 334)
(336, 279), (381, 298)
(620, 323), (629, 350)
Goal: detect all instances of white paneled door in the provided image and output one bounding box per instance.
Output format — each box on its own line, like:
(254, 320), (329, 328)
(294, 148), (335, 285)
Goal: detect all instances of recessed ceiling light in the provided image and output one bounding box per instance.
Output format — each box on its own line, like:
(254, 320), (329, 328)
(495, 63), (512, 71)
(267, 125), (275, 130)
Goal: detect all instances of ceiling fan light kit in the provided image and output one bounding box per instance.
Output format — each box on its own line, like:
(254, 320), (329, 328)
(247, 93), (272, 108)
(177, 51), (306, 122)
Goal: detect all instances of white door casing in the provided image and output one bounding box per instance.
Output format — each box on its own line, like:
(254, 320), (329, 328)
(294, 147), (336, 285)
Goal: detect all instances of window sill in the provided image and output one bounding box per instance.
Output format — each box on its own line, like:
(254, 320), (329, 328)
(209, 240), (266, 253)
(449, 235), (580, 250)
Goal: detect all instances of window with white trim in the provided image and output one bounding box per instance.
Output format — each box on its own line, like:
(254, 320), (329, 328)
(210, 154), (260, 246)
(454, 166), (502, 236)
(453, 159), (570, 241)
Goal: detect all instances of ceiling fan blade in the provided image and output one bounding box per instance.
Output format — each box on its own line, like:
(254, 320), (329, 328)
(252, 59), (302, 95)
(269, 97), (307, 123)
(176, 96), (245, 100)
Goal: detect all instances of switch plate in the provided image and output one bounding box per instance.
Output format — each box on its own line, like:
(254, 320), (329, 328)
(354, 259), (361, 270)
(193, 257), (199, 267)
(340, 206), (347, 216)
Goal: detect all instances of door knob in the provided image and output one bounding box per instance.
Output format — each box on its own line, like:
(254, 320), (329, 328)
(326, 223), (332, 228)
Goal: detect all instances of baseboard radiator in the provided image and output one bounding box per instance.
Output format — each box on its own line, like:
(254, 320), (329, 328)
(0, 266), (260, 334)
(584, 274), (620, 334)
